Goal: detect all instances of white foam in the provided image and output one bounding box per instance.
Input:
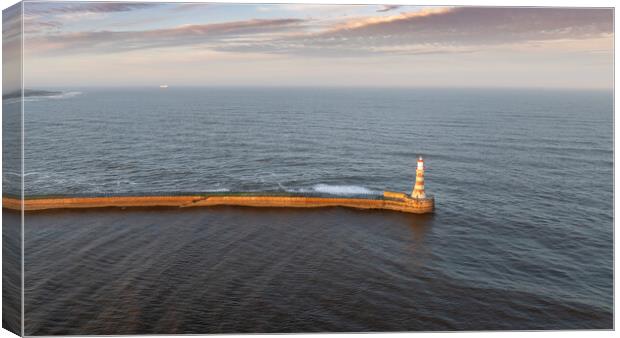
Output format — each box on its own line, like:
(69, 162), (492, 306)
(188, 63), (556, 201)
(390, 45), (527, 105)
(311, 184), (378, 195)
(205, 188), (230, 192)
(22, 91), (82, 102)
(49, 91), (82, 99)
(3, 97), (22, 104)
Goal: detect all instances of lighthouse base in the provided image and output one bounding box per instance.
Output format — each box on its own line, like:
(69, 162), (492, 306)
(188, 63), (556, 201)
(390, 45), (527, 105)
(382, 191), (435, 214)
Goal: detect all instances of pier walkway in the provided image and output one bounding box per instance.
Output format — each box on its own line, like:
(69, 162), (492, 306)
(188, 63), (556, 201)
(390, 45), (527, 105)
(2, 191), (434, 214)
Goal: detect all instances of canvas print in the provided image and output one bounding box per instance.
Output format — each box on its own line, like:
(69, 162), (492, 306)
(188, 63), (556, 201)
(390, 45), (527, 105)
(2, 1), (614, 335)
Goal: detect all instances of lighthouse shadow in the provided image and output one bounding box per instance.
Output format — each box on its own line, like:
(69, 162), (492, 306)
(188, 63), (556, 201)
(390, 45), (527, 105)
(405, 213), (433, 241)
(396, 213), (435, 267)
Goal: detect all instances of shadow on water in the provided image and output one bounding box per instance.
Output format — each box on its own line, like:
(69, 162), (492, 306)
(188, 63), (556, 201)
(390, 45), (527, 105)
(21, 202), (614, 334)
(405, 213), (434, 241)
(399, 213), (434, 270)
(2, 209), (22, 335)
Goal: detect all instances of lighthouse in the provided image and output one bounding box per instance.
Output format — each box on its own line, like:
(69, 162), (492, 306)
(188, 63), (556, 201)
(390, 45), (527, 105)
(411, 156), (426, 199)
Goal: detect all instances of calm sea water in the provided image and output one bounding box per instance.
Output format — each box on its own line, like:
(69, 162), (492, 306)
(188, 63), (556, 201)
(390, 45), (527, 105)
(6, 88), (614, 333)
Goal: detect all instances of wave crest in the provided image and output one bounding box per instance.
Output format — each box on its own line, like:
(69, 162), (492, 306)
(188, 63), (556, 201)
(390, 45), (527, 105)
(310, 184), (378, 195)
(23, 91), (82, 102)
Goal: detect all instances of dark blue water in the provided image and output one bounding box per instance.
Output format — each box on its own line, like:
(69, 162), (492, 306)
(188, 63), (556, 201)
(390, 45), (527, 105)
(12, 88), (614, 333)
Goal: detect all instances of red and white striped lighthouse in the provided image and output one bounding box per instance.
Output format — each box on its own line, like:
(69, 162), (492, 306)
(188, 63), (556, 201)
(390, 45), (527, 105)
(411, 156), (426, 199)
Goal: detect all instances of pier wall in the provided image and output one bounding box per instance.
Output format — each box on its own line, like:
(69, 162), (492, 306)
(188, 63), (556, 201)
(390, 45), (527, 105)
(2, 192), (434, 214)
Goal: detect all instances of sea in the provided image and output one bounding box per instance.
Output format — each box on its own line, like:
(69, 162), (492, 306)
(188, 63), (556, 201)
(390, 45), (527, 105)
(2, 87), (614, 334)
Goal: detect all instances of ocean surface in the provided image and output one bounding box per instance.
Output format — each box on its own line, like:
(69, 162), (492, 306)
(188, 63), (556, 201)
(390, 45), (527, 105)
(3, 87), (614, 334)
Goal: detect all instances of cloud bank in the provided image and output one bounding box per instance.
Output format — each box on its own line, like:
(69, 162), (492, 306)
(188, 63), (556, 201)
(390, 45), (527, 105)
(20, 4), (613, 89)
(25, 6), (613, 57)
(25, 2), (159, 15)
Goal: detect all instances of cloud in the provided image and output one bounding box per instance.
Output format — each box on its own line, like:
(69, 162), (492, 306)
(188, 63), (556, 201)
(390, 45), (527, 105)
(25, 2), (159, 15)
(24, 19), (63, 33)
(170, 3), (210, 12)
(376, 5), (401, 12)
(25, 6), (613, 58)
(2, 4), (22, 42)
(23, 2), (162, 33)
(262, 4), (360, 12)
(212, 7), (612, 57)
(321, 7), (612, 44)
(27, 18), (308, 55)
(3, 3), (23, 94)
(327, 7), (451, 31)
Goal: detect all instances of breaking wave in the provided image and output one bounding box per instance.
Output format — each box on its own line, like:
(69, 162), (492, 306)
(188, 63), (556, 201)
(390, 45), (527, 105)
(23, 91), (82, 102)
(51, 91), (82, 99)
(204, 188), (230, 192)
(309, 184), (379, 195)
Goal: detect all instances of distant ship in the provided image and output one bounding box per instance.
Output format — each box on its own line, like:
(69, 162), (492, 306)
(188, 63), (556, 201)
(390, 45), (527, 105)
(159, 84), (169, 89)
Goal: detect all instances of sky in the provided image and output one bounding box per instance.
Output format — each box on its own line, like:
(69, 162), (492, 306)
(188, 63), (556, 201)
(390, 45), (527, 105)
(7, 2), (615, 89)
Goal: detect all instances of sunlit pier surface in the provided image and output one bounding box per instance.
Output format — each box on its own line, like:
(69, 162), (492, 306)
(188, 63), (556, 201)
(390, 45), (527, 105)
(2, 191), (434, 214)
